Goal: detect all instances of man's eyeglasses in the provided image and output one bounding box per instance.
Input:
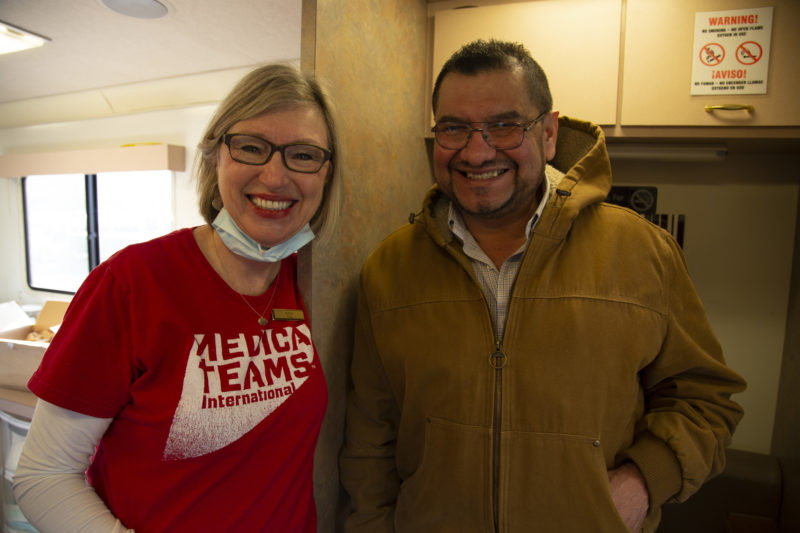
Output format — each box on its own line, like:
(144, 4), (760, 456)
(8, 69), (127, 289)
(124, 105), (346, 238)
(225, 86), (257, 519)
(431, 110), (549, 151)
(223, 133), (332, 174)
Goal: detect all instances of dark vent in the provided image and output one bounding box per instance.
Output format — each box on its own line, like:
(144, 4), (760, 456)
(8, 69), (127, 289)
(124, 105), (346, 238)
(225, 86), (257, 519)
(606, 186), (685, 247)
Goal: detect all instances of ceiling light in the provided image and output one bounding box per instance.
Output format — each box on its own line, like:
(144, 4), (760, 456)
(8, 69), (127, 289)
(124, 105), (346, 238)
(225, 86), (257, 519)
(101, 0), (170, 19)
(0, 21), (50, 56)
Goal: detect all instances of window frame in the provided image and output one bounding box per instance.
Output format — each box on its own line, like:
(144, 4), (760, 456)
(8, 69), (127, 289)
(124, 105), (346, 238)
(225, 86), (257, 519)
(21, 171), (172, 294)
(21, 174), (96, 294)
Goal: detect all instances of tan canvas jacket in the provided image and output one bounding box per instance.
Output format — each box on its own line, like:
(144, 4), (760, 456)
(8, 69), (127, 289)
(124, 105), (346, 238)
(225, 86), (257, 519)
(340, 117), (746, 533)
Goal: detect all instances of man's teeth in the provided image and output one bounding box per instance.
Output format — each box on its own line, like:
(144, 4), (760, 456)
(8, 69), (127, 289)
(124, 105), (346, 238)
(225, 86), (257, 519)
(251, 197), (292, 210)
(465, 170), (503, 180)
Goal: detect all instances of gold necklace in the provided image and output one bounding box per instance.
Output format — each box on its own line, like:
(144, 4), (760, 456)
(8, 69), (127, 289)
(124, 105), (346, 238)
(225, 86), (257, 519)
(238, 283), (279, 326)
(211, 230), (280, 327)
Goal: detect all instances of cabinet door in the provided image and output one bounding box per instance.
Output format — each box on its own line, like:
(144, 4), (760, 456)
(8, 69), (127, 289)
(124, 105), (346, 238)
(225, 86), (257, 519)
(622, 0), (800, 126)
(431, 0), (622, 126)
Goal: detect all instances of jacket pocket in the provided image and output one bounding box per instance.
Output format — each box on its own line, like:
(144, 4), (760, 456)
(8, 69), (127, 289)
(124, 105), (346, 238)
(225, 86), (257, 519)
(502, 431), (630, 532)
(395, 416), (493, 532)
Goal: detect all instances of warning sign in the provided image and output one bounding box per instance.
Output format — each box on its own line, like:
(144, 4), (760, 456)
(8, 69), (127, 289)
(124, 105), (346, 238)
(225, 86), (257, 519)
(691, 7), (773, 95)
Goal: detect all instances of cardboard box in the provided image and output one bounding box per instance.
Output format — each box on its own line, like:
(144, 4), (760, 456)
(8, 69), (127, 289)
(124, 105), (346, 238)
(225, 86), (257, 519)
(0, 300), (69, 391)
(0, 301), (34, 331)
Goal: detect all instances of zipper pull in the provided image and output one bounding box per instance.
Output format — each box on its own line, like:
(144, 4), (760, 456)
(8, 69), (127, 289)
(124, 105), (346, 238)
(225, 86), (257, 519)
(489, 341), (507, 369)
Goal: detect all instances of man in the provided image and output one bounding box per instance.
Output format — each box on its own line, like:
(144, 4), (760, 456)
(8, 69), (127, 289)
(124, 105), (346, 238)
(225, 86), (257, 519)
(340, 39), (746, 532)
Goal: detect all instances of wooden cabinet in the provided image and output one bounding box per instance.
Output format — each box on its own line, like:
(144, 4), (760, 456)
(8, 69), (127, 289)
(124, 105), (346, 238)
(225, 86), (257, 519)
(621, 0), (800, 126)
(431, 0), (622, 126)
(430, 0), (800, 134)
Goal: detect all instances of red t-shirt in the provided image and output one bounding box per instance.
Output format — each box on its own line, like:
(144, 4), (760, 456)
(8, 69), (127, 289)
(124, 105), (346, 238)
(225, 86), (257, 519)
(28, 228), (327, 532)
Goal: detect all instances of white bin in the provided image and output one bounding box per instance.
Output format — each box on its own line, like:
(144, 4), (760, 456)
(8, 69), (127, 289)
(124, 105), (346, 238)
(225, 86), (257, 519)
(0, 410), (37, 532)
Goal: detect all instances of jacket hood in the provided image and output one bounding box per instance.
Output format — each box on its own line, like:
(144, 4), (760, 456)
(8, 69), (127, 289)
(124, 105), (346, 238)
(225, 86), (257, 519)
(417, 116), (612, 244)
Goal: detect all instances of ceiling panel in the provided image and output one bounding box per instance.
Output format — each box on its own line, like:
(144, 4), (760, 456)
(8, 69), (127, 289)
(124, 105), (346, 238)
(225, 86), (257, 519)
(0, 0), (302, 108)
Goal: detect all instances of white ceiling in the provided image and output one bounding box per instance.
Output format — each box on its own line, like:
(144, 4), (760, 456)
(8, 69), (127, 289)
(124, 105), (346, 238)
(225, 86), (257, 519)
(0, 0), (303, 127)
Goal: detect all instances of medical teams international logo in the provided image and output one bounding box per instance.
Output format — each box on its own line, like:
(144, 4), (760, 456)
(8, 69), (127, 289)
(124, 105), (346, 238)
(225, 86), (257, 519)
(163, 323), (314, 459)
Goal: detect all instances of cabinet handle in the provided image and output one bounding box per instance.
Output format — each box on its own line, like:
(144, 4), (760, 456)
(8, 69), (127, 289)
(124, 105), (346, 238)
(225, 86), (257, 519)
(704, 104), (755, 113)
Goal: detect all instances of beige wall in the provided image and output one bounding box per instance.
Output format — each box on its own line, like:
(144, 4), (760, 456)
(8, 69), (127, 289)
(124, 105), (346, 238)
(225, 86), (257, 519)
(302, 1), (434, 530)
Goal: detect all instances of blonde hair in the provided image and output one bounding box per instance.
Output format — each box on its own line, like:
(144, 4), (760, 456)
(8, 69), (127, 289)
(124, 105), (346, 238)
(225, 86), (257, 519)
(195, 63), (342, 244)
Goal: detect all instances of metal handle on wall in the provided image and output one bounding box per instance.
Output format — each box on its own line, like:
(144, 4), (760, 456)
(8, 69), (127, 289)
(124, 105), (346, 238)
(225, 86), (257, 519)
(704, 104), (755, 113)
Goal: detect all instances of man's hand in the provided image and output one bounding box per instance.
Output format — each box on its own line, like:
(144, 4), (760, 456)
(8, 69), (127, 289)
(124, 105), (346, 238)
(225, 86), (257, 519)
(607, 462), (649, 532)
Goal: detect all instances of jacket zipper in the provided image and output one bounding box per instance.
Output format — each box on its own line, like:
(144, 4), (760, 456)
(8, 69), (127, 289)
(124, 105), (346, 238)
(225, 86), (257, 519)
(490, 339), (506, 532)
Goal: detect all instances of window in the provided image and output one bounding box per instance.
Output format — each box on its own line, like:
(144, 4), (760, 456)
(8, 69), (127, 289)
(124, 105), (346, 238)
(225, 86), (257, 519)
(22, 174), (88, 293)
(23, 171), (173, 293)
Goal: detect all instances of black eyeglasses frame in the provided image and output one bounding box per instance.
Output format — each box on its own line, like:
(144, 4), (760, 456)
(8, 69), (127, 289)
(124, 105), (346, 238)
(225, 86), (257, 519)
(222, 133), (332, 174)
(431, 110), (549, 151)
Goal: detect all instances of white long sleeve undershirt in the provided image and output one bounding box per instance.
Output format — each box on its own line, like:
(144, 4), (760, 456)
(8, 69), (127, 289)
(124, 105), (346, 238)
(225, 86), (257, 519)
(12, 399), (134, 533)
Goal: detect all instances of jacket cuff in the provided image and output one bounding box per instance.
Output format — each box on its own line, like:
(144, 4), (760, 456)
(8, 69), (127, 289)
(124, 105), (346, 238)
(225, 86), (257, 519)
(621, 433), (683, 508)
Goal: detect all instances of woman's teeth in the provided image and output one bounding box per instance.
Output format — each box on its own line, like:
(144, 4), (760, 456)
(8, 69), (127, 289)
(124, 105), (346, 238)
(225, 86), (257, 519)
(251, 197), (292, 210)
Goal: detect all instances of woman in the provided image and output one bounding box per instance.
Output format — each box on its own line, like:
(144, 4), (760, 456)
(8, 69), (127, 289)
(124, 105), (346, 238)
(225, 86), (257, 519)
(13, 63), (342, 532)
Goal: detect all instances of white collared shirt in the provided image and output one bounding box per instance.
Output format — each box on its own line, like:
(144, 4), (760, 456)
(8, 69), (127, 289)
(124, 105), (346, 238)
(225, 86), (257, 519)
(448, 177), (551, 339)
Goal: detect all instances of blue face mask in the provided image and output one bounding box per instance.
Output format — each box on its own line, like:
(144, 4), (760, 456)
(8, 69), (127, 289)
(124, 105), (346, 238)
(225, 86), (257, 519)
(211, 207), (315, 262)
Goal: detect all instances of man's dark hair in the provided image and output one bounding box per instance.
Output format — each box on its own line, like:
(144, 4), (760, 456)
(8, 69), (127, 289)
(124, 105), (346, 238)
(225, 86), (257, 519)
(431, 39), (553, 116)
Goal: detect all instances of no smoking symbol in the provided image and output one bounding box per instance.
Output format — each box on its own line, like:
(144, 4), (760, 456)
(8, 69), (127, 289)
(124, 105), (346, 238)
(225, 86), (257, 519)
(737, 41), (763, 65)
(630, 189), (655, 213)
(700, 43), (725, 66)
